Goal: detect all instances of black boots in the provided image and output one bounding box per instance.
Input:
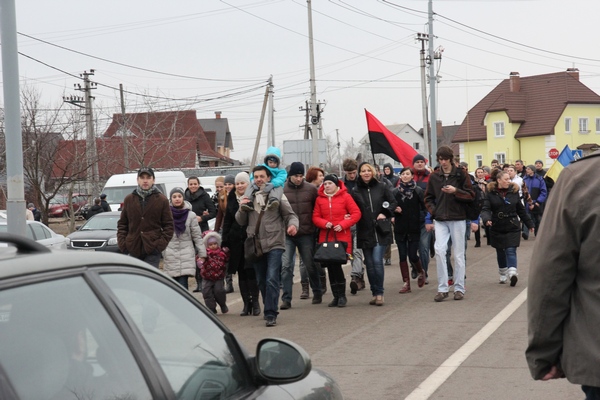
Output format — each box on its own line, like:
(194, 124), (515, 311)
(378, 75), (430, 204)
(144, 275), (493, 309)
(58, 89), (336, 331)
(239, 280), (251, 316)
(225, 274), (234, 293)
(248, 279), (261, 316)
(320, 273), (328, 295)
(194, 269), (202, 292)
(327, 281), (347, 308)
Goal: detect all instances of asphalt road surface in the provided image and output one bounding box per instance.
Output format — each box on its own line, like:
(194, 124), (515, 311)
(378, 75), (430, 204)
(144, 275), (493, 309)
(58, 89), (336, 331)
(192, 235), (583, 400)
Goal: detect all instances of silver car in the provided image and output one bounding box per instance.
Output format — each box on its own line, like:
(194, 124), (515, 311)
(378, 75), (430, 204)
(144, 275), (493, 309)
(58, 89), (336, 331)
(0, 235), (343, 400)
(0, 220), (66, 249)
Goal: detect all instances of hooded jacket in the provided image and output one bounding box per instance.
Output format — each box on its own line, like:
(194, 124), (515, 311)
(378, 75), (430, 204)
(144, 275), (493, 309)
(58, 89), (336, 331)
(382, 163), (399, 187)
(201, 231), (229, 280)
(258, 146), (287, 188)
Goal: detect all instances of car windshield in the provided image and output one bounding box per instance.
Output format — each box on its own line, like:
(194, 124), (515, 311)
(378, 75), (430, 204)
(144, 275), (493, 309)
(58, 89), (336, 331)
(80, 215), (119, 231)
(50, 196), (68, 205)
(101, 187), (137, 204)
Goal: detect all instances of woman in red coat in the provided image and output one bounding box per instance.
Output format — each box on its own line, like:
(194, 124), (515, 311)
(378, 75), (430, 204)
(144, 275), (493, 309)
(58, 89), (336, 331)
(312, 174), (361, 307)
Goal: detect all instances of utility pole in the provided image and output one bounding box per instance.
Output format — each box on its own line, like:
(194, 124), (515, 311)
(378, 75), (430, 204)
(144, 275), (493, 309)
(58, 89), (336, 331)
(307, 0), (319, 166)
(428, 0), (438, 161)
(267, 76), (275, 147)
(300, 101), (310, 139)
(416, 33), (431, 164)
(64, 69), (97, 199)
(251, 83), (270, 167)
(119, 84), (129, 171)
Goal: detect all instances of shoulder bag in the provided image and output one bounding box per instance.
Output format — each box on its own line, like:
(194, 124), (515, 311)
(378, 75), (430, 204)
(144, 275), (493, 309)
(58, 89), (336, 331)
(314, 230), (348, 264)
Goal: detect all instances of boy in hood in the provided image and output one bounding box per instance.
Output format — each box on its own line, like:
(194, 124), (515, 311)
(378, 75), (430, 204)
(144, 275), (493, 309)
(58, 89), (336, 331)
(241, 146), (287, 211)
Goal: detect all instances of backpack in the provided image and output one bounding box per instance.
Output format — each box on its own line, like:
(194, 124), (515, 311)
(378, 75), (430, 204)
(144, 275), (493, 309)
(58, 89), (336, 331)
(455, 167), (484, 220)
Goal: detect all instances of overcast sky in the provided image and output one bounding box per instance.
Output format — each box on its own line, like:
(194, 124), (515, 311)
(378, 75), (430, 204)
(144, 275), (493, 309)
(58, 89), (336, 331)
(9, 0), (600, 162)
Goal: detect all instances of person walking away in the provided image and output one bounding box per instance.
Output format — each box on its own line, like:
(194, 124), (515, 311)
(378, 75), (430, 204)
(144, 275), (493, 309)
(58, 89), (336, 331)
(199, 231), (230, 314)
(86, 198), (104, 220)
(481, 171), (533, 286)
(185, 176), (217, 292)
(222, 172), (261, 316)
(281, 162), (323, 309)
(163, 187), (206, 290)
(352, 162), (397, 306)
(343, 158), (366, 294)
(117, 167), (174, 268)
(393, 167), (426, 293)
(526, 153), (600, 399)
(424, 146), (475, 302)
(100, 194), (110, 212)
(236, 165), (299, 327)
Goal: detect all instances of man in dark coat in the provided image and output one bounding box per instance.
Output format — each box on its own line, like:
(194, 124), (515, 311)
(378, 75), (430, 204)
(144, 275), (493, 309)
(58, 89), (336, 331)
(100, 193), (110, 212)
(86, 198), (104, 220)
(117, 167), (174, 268)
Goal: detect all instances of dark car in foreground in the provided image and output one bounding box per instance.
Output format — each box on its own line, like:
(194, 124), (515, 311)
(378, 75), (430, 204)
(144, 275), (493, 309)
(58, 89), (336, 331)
(0, 235), (343, 400)
(66, 211), (121, 252)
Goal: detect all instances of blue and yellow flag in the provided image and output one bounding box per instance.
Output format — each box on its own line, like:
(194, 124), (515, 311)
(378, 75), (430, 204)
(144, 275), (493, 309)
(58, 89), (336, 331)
(545, 145), (575, 182)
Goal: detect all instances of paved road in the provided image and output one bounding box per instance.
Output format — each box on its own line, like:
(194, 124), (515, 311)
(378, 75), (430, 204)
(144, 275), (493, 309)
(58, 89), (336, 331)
(195, 236), (583, 400)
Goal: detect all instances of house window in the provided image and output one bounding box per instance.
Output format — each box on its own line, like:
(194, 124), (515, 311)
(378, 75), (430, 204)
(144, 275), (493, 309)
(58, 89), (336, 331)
(494, 122), (505, 137)
(413, 142), (420, 150)
(475, 155), (483, 168)
(494, 152), (506, 165)
(579, 118), (589, 134)
(565, 117), (571, 133)
(596, 118), (600, 133)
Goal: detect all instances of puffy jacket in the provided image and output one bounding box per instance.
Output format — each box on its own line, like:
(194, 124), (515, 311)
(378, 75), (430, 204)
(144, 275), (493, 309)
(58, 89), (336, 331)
(117, 188), (174, 258)
(523, 173), (548, 205)
(352, 172), (397, 249)
(424, 165), (475, 221)
(185, 186), (216, 232)
(312, 181), (361, 254)
(162, 201), (206, 278)
(284, 178), (318, 236)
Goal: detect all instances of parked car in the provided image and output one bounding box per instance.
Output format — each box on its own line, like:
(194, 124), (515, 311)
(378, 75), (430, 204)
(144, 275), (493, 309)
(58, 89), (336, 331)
(66, 211), (120, 252)
(0, 220), (66, 249)
(48, 193), (88, 218)
(0, 235), (343, 400)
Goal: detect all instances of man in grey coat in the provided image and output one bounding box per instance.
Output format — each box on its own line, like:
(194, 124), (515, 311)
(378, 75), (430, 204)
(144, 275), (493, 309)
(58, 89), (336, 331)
(526, 152), (600, 399)
(236, 165), (299, 327)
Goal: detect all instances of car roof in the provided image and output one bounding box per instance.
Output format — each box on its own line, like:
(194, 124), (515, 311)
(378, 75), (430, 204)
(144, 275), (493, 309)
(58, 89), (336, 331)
(89, 211), (121, 217)
(0, 246), (154, 281)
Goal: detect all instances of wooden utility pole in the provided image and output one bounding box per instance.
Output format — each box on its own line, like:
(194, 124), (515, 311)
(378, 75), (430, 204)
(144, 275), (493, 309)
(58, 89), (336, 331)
(251, 81), (270, 167)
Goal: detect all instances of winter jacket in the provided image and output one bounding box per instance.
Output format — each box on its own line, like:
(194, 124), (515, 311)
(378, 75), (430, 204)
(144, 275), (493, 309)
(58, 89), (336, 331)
(412, 168), (430, 190)
(185, 186), (216, 232)
(312, 181), (361, 254)
(481, 182), (533, 250)
(162, 201), (206, 278)
(250, 146), (288, 189)
(235, 187), (299, 254)
(200, 231), (229, 280)
(117, 187), (174, 258)
(284, 178), (318, 236)
(352, 173), (397, 249)
(522, 173), (548, 212)
(86, 204), (104, 220)
(424, 165), (475, 221)
(382, 163), (399, 187)
(526, 153), (600, 386)
(393, 182), (426, 242)
(222, 190), (248, 274)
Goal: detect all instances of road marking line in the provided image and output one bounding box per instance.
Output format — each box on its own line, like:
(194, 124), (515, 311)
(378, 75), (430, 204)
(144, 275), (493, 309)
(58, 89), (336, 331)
(405, 287), (528, 400)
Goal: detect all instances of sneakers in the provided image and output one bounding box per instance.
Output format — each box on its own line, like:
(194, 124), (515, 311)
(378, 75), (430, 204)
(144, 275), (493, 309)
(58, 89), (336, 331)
(454, 291), (464, 301)
(349, 279), (359, 295)
(265, 316), (277, 327)
(280, 301), (292, 310)
(384, 258), (391, 266)
(499, 275), (508, 284)
(434, 292), (449, 302)
(266, 198), (279, 210)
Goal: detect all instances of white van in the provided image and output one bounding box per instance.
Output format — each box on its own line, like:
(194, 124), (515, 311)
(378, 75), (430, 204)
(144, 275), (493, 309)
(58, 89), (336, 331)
(102, 171), (187, 211)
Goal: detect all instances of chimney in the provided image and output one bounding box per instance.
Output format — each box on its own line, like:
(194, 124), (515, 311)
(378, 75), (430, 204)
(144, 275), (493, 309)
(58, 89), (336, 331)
(509, 72), (520, 92)
(215, 111), (222, 119)
(436, 120), (443, 138)
(566, 68), (579, 81)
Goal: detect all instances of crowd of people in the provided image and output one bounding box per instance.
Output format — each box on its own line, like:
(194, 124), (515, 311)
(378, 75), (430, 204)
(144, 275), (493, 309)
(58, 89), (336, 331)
(115, 145), (550, 328)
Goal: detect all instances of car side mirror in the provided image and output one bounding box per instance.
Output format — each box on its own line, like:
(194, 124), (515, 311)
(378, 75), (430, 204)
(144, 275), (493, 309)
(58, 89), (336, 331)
(255, 338), (311, 384)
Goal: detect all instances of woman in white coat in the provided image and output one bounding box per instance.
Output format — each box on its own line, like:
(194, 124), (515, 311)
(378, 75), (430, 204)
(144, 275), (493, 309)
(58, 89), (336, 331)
(163, 187), (206, 290)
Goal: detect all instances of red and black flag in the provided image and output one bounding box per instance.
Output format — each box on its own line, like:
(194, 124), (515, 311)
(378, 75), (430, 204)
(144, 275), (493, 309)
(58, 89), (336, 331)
(365, 109), (423, 167)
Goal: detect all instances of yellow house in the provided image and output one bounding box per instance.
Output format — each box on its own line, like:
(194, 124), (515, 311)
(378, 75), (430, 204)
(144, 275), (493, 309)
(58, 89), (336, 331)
(453, 69), (600, 169)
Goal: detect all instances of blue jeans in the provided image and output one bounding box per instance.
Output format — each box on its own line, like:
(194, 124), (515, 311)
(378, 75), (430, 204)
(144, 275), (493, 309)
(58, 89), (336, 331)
(281, 235), (322, 303)
(253, 249), (284, 318)
(362, 244), (385, 296)
(173, 275), (189, 290)
(434, 220), (466, 294)
(495, 247), (517, 270)
(419, 226), (432, 273)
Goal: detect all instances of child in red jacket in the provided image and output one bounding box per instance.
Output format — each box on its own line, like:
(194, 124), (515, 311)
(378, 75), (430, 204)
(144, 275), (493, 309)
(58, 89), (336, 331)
(197, 231), (230, 314)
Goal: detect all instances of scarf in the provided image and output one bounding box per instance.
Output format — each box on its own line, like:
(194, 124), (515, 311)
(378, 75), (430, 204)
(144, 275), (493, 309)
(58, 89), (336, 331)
(476, 178), (487, 193)
(398, 180), (416, 200)
(136, 185), (157, 199)
(170, 206), (189, 237)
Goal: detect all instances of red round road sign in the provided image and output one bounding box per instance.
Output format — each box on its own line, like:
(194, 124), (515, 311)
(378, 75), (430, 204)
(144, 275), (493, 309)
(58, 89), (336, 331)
(548, 148), (559, 159)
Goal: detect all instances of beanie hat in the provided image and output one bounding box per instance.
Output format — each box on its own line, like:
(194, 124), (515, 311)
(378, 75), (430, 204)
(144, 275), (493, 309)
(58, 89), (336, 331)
(288, 162), (305, 176)
(214, 176), (225, 184)
(100, 193), (107, 199)
(169, 187), (185, 198)
(202, 231), (222, 247)
(413, 154), (426, 164)
(235, 172), (250, 184)
(526, 164), (536, 172)
(535, 159), (543, 165)
(323, 174), (339, 186)
(224, 174), (235, 185)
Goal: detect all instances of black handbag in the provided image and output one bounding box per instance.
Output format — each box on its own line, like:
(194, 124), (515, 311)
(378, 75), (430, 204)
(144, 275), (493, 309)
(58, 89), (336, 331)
(244, 208), (265, 262)
(375, 218), (392, 235)
(314, 230), (348, 264)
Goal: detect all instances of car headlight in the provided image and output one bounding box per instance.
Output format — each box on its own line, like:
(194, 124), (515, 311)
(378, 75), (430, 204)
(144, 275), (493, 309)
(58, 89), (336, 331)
(107, 237), (118, 246)
(65, 238), (71, 246)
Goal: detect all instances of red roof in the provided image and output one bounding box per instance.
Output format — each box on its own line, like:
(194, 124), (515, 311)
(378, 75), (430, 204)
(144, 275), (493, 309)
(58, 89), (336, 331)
(453, 71), (600, 143)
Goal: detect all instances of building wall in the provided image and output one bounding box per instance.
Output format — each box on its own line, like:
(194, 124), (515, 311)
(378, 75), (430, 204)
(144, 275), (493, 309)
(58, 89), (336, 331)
(520, 136), (551, 168)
